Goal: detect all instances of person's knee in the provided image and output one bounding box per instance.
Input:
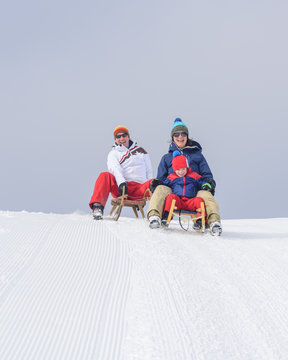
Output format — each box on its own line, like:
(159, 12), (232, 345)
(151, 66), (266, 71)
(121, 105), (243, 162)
(166, 193), (175, 200)
(197, 190), (214, 201)
(99, 171), (112, 178)
(156, 185), (172, 198)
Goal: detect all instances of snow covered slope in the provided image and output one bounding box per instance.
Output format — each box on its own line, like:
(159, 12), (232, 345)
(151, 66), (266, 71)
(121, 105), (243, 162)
(0, 211), (288, 359)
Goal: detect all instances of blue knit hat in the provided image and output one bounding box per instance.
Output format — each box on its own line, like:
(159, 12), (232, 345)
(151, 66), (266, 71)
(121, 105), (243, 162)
(171, 118), (189, 138)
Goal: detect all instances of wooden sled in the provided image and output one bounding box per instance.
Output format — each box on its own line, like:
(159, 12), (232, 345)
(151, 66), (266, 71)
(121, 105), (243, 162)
(110, 188), (151, 221)
(166, 199), (206, 232)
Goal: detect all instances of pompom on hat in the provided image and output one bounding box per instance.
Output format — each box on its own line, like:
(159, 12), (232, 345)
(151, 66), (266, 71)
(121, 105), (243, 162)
(172, 150), (189, 172)
(171, 118), (189, 138)
(113, 126), (130, 137)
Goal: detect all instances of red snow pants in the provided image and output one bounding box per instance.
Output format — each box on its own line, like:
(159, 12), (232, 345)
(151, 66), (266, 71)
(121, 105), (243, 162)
(89, 172), (152, 209)
(163, 193), (206, 217)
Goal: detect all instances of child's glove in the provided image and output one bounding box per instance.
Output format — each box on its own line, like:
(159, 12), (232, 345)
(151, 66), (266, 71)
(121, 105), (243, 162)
(149, 178), (161, 193)
(202, 179), (216, 195)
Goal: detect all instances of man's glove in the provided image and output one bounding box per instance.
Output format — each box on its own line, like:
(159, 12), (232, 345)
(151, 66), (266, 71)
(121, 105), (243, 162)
(149, 178), (161, 194)
(202, 179), (216, 196)
(118, 182), (128, 196)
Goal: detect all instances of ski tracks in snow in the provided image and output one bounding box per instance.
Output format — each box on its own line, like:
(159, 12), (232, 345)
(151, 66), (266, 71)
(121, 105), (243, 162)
(0, 212), (132, 360)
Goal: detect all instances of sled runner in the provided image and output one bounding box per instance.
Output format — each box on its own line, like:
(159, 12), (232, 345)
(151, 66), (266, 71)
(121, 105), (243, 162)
(110, 188), (151, 221)
(166, 199), (206, 232)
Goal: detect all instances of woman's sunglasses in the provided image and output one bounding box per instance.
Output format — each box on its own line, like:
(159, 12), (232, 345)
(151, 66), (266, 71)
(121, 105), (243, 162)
(115, 133), (128, 139)
(173, 132), (187, 138)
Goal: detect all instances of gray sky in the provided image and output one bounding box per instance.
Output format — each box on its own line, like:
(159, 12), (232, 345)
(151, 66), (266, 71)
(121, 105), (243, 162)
(1, 0), (288, 219)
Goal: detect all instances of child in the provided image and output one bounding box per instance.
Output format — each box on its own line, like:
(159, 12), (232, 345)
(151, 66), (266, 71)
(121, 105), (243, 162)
(162, 151), (207, 229)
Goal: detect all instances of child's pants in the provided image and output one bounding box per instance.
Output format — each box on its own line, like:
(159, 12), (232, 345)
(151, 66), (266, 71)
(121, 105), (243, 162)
(89, 172), (152, 209)
(163, 193), (206, 217)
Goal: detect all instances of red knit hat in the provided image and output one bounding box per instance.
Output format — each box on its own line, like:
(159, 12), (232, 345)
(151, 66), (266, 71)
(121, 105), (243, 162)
(113, 126), (130, 137)
(172, 151), (188, 172)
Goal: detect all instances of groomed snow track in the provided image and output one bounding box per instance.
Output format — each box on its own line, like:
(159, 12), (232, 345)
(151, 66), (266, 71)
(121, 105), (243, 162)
(1, 211), (288, 359)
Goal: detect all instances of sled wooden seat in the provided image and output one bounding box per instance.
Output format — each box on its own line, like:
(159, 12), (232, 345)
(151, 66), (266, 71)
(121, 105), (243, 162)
(110, 188), (151, 221)
(166, 199), (206, 232)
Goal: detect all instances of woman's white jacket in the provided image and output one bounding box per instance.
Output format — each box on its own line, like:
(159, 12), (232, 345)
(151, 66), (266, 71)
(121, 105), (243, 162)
(107, 140), (153, 186)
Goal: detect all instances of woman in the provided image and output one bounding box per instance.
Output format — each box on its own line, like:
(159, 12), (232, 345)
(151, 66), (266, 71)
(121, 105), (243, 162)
(148, 118), (222, 236)
(89, 125), (153, 220)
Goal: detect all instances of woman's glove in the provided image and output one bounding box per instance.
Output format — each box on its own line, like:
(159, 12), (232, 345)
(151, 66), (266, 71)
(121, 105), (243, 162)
(202, 179), (216, 195)
(118, 182), (128, 196)
(149, 178), (161, 193)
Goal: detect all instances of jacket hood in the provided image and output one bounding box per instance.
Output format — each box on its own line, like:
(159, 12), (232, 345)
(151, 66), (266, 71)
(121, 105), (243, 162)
(168, 139), (202, 153)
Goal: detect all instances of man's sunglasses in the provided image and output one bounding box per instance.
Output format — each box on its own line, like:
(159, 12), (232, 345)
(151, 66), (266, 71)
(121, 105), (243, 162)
(173, 132), (187, 138)
(115, 133), (128, 139)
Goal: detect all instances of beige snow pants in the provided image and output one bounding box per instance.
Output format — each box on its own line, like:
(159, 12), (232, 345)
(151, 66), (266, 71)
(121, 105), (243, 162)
(147, 185), (221, 225)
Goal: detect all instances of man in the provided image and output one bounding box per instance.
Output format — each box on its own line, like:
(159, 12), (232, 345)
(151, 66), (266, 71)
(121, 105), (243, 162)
(89, 126), (154, 219)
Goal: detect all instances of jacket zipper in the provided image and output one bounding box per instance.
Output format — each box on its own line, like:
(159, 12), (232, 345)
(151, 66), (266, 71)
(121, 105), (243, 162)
(182, 177), (185, 197)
